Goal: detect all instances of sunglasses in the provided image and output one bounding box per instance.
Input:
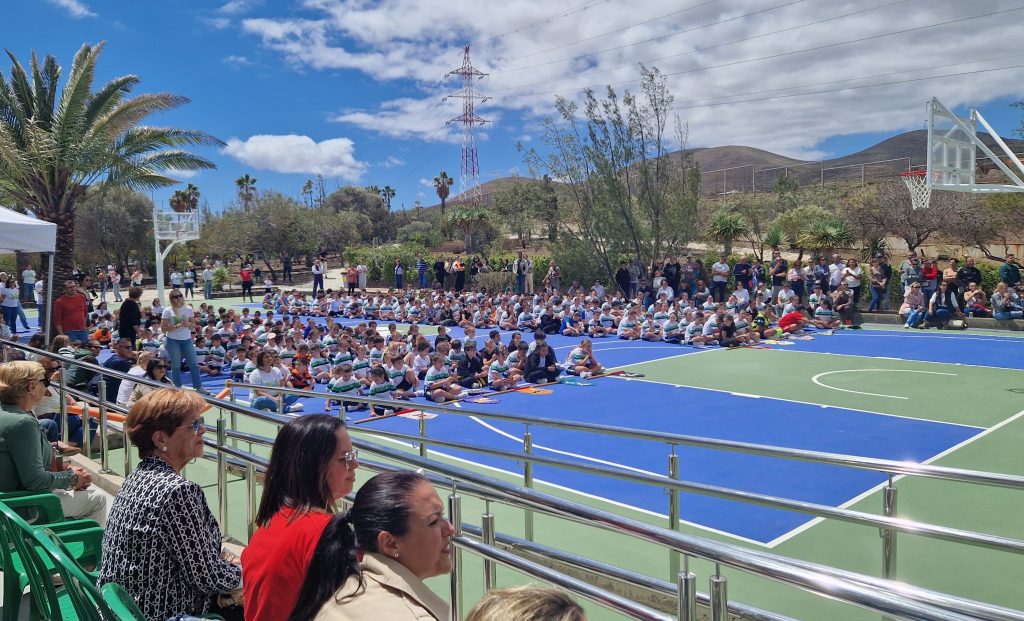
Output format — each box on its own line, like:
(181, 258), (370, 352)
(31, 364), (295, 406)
(155, 364), (168, 370)
(177, 417), (206, 435)
(340, 449), (359, 465)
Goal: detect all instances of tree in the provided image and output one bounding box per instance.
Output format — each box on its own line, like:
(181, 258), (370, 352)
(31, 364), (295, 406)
(433, 171), (454, 216)
(324, 185), (395, 241)
(236, 174), (257, 209)
(444, 204), (491, 252)
(797, 218), (854, 257)
(75, 186), (154, 269)
(301, 179), (314, 208)
(727, 193), (782, 260)
(0, 42), (220, 332)
(397, 220), (442, 248)
(705, 210), (748, 256)
(169, 183), (200, 212)
(540, 174), (559, 241)
(522, 65), (700, 281)
(379, 185), (395, 210)
(492, 176), (544, 248)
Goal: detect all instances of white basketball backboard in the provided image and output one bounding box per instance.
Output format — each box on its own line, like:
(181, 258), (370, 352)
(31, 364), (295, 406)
(926, 97), (1024, 193)
(154, 210), (200, 241)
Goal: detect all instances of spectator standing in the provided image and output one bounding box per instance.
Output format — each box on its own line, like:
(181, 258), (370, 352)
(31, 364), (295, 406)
(662, 256), (681, 298)
(842, 259), (863, 307)
(877, 254), (893, 310)
(110, 267), (123, 302)
(901, 256), (922, 292)
(454, 256), (466, 292)
(546, 261), (561, 292)
(732, 255), (751, 292)
(683, 254), (699, 298)
(787, 259), (807, 304)
(53, 280), (89, 343)
(183, 266), (196, 299)
(118, 287), (144, 344)
(514, 252), (527, 294)
(356, 260), (368, 291)
(868, 258), (887, 312)
(311, 258), (325, 298)
(813, 256), (830, 293)
(203, 264), (214, 300)
(0, 277), (22, 336)
(130, 267), (143, 287)
(433, 256), (446, 288)
(942, 259), (961, 303)
(920, 259), (939, 302)
(394, 259), (405, 290)
(282, 256), (293, 284)
(417, 255), (429, 289)
(771, 254), (788, 301)
(98, 268), (110, 304)
(827, 254), (844, 292)
(161, 289), (206, 393)
(21, 265), (36, 306)
(627, 260), (640, 299)
(711, 253), (730, 303)
(614, 261), (630, 298)
(346, 264), (358, 296)
(999, 254), (1021, 289)
(239, 264), (255, 303)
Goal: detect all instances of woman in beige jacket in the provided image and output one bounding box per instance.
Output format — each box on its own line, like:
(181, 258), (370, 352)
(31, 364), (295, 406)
(288, 471), (454, 621)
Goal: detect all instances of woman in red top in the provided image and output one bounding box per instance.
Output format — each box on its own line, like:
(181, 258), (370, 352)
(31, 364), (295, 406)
(346, 264), (358, 296)
(242, 415), (359, 621)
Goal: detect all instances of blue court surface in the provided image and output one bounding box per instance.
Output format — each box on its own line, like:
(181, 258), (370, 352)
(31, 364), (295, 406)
(47, 311), (1016, 545)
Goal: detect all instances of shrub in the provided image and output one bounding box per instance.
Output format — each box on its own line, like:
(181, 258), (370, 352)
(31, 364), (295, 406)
(476, 271), (514, 293)
(439, 240), (465, 254)
(212, 267), (231, 291)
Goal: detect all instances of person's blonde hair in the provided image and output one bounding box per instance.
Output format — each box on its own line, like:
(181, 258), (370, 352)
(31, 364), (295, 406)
(466, 586), (585, 621)
(126, 388), (206, 457)
(0, 361), (45, 405)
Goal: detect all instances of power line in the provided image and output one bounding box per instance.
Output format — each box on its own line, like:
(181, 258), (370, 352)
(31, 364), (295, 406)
(494, 5), (1024, 98)
(470, 0), (611, 48)
(495, 0), (811, 75)
(668, 62), (1024, 111)
(498, 0), (719, 63)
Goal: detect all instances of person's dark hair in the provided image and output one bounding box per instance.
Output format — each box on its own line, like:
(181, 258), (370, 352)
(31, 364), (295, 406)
(145, 357), (169, 381)
(287, 471), (427, 621)
(257, 351), (274, 368)
(256, 414), (346, 527)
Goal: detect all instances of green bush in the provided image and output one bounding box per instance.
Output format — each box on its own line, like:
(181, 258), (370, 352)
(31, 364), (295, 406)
(212, 267), (231, 291)
(476, 271), (514, 293)
(344, 243), (427, 285)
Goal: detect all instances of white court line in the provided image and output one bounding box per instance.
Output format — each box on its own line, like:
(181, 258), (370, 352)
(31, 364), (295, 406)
(769, 347), (1023, 373)
(810, 369), (957, 400)
(362, 429), (767, 546)
(766, 407), (1024, 548)
(855, 331), (1024, 344)
(605, 375), (983, 430)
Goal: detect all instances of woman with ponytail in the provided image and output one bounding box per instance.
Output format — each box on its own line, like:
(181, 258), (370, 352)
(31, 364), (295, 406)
(288, 471), (454, 621)
(242, 414), (358, 621)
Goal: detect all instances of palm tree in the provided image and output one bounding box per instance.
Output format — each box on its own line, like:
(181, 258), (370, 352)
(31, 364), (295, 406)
(236, 174), (257, 208)
(0, 42), (220, 328)
(170, 183), (200, 212)
(433, 171), (454, 216)
(706, 211), (748, 257)
(444, 204), (490, 252)
(379, 185), (395, 210)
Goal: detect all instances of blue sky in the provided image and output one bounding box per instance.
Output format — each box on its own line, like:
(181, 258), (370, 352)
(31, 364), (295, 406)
(4, 0), (1024, 212)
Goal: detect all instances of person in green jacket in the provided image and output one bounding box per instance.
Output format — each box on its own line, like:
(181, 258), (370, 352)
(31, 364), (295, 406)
(999, 254), (1021, 289)
(0, 360), (106, 524)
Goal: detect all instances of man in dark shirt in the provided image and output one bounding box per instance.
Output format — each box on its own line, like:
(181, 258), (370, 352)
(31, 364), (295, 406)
(524, 342), (560, 384)
(955, 256), (982, 305)
(732, 255), (752, 292)
(662, 257), (681, 298)
(456, 342), (487, 389)
(877, 254), (893, 310)
(118, 287), (144, 343)
(101, 338), (136, 398)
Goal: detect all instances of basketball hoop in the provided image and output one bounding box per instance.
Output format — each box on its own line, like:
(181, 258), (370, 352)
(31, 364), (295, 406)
(901, 170), (931, 210)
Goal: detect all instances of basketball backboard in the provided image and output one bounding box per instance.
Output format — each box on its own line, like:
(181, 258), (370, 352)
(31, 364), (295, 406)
(926, 97), (1024, 194)
(154, 209), (200, 241)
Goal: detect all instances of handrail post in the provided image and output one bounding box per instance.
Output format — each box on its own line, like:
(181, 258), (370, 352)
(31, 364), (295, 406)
(59, 366), (70, 444)
(121, 422), (131, 475)
(87, 378), (104, 461)
(678, 570), (697, 621)
(523, 427), (534, 542)
(709, 568), (728, 621)
(227, 380), (238, 449)
(246, 462), (258, 540)
(419, 411), (428, 458)
(881, 475), (898, 580)
(217, 418), (228, 536)
(99, 383), (111, 474)
(668, 447), (680, 580)
(482, 511), (496, 591)
(448, 492), (463, 621)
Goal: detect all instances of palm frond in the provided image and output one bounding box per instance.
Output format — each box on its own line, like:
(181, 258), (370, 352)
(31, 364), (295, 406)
(135, 150), (217, 172)
(53, 43), (102, 160)
(82, 74), (138, 128)
(87, 93), (190, 142)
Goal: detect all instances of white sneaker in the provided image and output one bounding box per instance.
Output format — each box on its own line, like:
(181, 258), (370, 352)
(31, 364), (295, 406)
(287, 402), (304, 413)
(580, 371), (592, 379)
(383, 408), (395, 416)
(538, 379), (548, 384)
(345, 405), (359, 412)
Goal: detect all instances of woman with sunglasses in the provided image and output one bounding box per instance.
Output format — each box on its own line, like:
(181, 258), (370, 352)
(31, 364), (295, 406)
(0, 360), (107, 523)
(899, 283), (927, 328)
(243, 415), (359, 621)
(127, 357), (175, 408)
(99, 388), (242, 621)
(161, 287), (208, 394)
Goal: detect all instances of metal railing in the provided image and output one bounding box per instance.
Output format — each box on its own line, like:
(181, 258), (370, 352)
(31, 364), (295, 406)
(5, 341), (1024, 620)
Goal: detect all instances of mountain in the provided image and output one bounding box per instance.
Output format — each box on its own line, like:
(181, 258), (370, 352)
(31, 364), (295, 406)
(430, 129), (1024, 205)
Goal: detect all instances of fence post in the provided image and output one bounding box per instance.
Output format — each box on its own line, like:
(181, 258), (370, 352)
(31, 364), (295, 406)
(710, 568), (728, 621)
(448, 492), (463, 621)
(668, 447), (680, 580)
(246, 462), (258, 540)
(523, 427), (534, 541)
(482, 511), (496, 591)
(59, 366), (70, 444)
(419, 413), (428, 458)
(227, 380), (238, 449)
(87, 378), (104, 461)
(678, 570), (697, 621)
(881, 475), (898, 580)
(99, 381), (111, 474)
(217, 418), (228, 536)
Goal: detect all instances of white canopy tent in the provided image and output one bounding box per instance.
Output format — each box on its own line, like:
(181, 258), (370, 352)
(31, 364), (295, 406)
(0, 206), (57, 342)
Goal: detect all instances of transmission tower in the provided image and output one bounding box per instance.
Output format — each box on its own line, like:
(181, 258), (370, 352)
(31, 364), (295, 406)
(443, 46), (489, 206)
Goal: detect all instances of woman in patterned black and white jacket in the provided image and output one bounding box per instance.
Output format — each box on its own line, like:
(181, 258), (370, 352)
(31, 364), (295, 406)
(98, 388), (242, 621)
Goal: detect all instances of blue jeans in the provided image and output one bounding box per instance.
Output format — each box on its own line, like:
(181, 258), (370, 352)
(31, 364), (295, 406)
(312, 274), (324, 297)
(516, 274), (525, 293)
(419, 272), (428, 289)
(66, 329), (89, 344)
(2, 306), (17, 333)
(38, 415), (96, 446)
(710, 281), (728, 303)
(905, 308), (926, 327)
(165, 337), (203, 390)
(22, 283), (34, 304)
(927, 307), (952, 326)
(252, 394), (299, 412)
(869, 287), (882, 312)
(395, 274), (404, 290)
(204, 281), (213, 299)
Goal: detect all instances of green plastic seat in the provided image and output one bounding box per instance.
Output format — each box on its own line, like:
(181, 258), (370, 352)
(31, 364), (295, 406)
(99, 582), (147, 621)
(0, 501), (103, 621)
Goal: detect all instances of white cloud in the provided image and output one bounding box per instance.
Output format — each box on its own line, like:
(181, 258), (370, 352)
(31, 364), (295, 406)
(223, 55), (252, 66)
(204, 16), (231, 29)
(380, 156), (404, 168)
(47, 0), (95, 18)
(418, 178), (434, 188)
(218, 0), (260, 14)
(239, 0), (1024, 160)
(223, 134), (368, 180)
(168, 169), (200, 180)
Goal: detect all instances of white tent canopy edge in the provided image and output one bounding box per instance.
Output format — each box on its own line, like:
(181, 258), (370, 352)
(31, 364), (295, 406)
(0, 205), (57, 342)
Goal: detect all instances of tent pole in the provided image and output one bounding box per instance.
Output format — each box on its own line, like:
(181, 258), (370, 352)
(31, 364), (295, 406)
(44, 252), (54, 344)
